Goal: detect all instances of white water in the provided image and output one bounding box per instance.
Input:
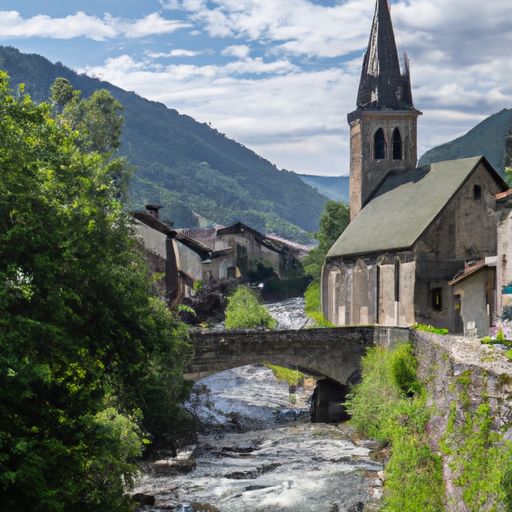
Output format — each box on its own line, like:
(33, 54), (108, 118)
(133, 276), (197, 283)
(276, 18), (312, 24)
(133, 365), (383, 511)
(265, 297), (313, 330)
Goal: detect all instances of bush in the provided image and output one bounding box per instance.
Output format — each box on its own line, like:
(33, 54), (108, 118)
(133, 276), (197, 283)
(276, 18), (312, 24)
(225, 286), (276, 329)
(264, 363), (303, 386)
(344, 345), (445, 511)
(412, 324), (449, 335)
(304, 281), (333, 327)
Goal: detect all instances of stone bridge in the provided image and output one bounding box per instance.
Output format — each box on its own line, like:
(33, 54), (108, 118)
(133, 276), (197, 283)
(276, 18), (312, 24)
(185, 326), (410, 384)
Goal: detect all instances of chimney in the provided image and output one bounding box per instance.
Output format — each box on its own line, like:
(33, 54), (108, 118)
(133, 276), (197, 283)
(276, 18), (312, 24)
(145, 204), (163, 220)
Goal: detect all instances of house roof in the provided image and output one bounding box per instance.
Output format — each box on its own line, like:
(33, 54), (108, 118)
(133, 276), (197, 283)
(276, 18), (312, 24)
(327, 156), (507, 259)
(132, 211), (229, 260)
(217, 221), (298, 256)
(132, 210), (176, 236)
(448, 259), (486, 286)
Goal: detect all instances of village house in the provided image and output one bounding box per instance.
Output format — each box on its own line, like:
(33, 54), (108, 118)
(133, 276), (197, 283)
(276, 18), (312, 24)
(134, 207), (302, 304)
(132, 205), (232, 304)
(321, 0), (511, 337)
(180, 221), (303, 281)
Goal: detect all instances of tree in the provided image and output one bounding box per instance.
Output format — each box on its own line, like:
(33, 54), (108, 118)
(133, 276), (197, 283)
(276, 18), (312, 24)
(302, 201), (350, 280)
(225, 286), (276, 329)
(0, 73), (191, 512)
(317, 201), (350, 253)
(51, 78), (132, 200)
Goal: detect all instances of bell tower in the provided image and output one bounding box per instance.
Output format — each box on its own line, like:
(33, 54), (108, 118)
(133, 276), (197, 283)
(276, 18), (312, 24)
(348, 0), (421, 219)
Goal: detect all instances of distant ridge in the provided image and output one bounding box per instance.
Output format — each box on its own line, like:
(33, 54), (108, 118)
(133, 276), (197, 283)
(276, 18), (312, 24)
(419, 108), (512, 173)
(297, 174), (350, 203)
(0, 46), (329, 241)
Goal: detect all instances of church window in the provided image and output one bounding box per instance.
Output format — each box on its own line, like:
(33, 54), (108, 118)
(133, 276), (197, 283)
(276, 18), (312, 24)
(392, 128), (402, 160)
(474, 185), (482, 200)
(374, 128), (386, 160)
(432, 288), (442, 311)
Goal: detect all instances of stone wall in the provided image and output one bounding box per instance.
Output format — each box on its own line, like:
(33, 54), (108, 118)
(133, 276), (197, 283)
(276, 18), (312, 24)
(412, 329), (512, 510)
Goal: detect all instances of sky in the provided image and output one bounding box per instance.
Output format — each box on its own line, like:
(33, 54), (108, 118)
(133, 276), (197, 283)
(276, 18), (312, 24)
(0, 0), (511, 176)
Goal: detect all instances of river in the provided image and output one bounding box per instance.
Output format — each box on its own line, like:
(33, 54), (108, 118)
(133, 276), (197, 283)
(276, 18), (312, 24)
(133, 363), (384, 512)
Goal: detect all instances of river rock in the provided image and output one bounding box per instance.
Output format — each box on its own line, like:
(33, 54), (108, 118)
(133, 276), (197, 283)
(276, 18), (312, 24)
(347, 503), (364, 512)
(190, 502), (220, 512)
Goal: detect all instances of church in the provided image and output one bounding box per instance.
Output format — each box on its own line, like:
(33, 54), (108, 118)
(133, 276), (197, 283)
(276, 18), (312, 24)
(321, 0), (512, 336)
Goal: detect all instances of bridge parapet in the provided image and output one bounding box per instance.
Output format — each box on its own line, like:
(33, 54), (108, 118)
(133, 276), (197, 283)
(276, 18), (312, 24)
(185, 326), (410, 383)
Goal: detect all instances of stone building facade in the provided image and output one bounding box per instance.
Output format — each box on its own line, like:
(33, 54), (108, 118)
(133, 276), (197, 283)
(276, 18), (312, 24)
(322, 0), (510, 336)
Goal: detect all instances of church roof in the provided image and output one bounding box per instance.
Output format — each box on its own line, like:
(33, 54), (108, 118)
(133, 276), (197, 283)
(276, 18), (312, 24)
(355, 0), (413, 111)
(326, 156), (506, 259)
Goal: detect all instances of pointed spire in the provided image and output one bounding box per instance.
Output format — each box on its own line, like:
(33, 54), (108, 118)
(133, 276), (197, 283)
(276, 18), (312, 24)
(356, 0), (413, 110)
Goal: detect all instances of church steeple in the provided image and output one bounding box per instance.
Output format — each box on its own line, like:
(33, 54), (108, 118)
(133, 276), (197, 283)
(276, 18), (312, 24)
(347, 0), (421, 220)
(356, 0), (413, 111)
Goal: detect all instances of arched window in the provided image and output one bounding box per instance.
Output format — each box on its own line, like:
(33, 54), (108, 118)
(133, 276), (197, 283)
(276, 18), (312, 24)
(474, 185), (482, 200)
(374, 128), (386, 160)
(392, 128), (402, 160)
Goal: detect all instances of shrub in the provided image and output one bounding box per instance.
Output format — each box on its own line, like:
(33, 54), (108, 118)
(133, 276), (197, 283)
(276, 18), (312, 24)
(412, 324), (449, 335)
(304, 281), (334, 327)
(344, 345), (445, 511)
(264, 363), (303, 386)
(225, 286), (276, 329)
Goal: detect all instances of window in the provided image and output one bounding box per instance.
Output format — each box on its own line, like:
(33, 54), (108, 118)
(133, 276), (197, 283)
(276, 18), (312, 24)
(474, 185), (482, 200)
(392, 128), (402, 160)
(431, 288), (442, 311)
(374, 128), (386, 160)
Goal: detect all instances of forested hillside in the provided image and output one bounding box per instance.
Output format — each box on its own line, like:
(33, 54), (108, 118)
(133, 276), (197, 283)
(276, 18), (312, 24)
(419, 108), (512, 173)
(297, 174), (350, 203)
(0, 46), (329, 241)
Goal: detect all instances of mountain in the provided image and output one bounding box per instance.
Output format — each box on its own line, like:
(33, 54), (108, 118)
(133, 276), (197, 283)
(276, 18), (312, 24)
(297, 174), (350, 203)
(419, 108), (512, 173)
(0, 46), (329, 241)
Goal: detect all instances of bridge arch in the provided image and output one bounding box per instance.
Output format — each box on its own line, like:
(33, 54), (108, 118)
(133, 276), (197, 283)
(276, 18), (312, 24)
(184, 326), (409, 384)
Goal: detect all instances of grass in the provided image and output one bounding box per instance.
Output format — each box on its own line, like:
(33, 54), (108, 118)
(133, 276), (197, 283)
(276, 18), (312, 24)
(304, 281), (334, 327)
(263, 363), (303, 386)
(344, 345), (445, 511)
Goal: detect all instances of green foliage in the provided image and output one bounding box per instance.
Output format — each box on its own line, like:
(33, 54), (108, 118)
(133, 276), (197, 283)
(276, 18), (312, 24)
(262, 276), (311, 301)
(193, 279), (203, 293)
(345, 345), (444, 511)
(225, 286), (276, 329)
(263, 364), (303, 386)
(441, 374), (512, 511)
(0, 46), (329, 239)
(505, 168), (512, 187)
(248, 259), (277, 282)
(316, 201), (350, 253)
(302, 200), (350, 281)
(505, 129), (512, 171)
(345, 345), (420, 440)
(303, 281), (334, 327)
(497, 327), (506, 343)
(0, 72), (191, 511)
(419, 107), (512, 173)
(412, 324), (449, 335)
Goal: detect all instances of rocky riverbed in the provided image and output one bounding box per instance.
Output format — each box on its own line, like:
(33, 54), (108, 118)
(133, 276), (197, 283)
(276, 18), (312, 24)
(132, 365), (384, 512)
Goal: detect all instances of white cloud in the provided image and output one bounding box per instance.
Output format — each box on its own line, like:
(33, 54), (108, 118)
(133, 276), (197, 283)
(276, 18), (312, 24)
(0, 10), (191, 41)
(146, 49), (204, 58)
(50, 0), (512, 175)
(80, 54), (355, 174)
(221, 44), (251, 58)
